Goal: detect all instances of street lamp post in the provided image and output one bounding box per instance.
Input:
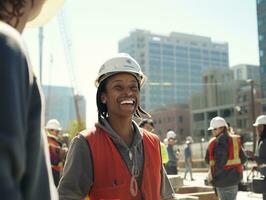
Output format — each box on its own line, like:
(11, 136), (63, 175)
(200, 138), (205, 159)
(247, 79), (256, 152)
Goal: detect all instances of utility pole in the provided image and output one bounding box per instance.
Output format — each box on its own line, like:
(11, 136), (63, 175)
(247, 79), (256, 152)
(39, 27), (44, 85)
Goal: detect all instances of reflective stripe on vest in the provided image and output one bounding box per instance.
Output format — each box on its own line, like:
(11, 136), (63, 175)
(84, 126), (162, 200)
(208, 134), (241, 171)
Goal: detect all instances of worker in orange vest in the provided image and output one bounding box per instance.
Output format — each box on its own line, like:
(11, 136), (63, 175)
(46, 119), (67, 187)
(58, 53), (175, 200)
(205, 116), (247, 200)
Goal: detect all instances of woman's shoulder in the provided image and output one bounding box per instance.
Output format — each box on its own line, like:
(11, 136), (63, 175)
(0, 22), (27, 54)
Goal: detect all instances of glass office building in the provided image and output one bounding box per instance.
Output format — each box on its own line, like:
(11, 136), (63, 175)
(256, 0), (266, 112)
(42, 85), (86, 129)
(119, 30), (229, 111)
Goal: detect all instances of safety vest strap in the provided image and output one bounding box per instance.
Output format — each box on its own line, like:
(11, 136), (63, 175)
(225, 136), (241, 167)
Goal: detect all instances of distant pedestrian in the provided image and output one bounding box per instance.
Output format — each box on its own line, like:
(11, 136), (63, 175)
(176, 148), (181, 172)
(205, 116), (247, 200)
(165, 130), (178, 174)
(184, 140), (194, 181)
(0, 0), (63, 199)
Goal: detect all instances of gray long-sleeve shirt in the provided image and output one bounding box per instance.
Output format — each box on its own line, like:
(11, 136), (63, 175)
(58, 117), (174, 199)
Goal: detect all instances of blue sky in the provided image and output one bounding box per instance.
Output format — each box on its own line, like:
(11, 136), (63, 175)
(23, 0), (259, 127)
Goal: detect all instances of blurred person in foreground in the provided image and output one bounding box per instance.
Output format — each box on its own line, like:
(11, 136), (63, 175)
(45, 119), (67, 187)
(165, 130), (178, 175)
(58, 53), (176, 200)
(139, 118), (169, 166)
(246, 115), (266, 200)
(183, 140), (194, 181)
(0, 0), (64, 199)
(205, 116), (247, 200)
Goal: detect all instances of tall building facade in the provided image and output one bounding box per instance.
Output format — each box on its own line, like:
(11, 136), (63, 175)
(191, 67), (261, 141)
(231, 64), (260, 83)
(257, 0), (266, 112)
(42, 85), (86, 129)
(119, 30), (229, 111)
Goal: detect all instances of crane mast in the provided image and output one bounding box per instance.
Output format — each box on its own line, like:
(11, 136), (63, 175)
(57, 9), (82, 129)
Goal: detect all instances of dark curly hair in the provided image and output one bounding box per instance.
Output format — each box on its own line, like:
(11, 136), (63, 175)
(259, 125), (266, 142)
(0, 0), (33, 27)
(96, 76), (150, 122)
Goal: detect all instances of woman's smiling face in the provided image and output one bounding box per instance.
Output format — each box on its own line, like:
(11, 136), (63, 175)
(101, 72), (140, 118)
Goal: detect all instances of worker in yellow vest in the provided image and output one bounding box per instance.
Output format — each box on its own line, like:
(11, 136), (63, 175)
(205, 116), (247, 200)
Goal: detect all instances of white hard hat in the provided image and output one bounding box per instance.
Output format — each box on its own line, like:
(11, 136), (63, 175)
(45, 119), (62, 131)
(208, 116), (228, 130)
(253, 115), (266, 126)
(95, 53), (146, 87)
(166, 130), (176, 139)
(27, 0), (65, 27)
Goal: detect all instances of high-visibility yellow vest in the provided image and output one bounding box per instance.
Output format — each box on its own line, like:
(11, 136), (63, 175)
(208, 134), (243, 175)
(160, 142), (169, 164)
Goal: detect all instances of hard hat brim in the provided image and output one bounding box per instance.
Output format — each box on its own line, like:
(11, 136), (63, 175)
(95, 71), (146, 88)
(27, 0), (65, 27)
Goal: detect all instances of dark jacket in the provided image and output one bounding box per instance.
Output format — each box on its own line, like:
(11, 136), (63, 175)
(0, 22), (56, 200)
(254, 137), (266, 175)
(254, 131), (266, 165)
(205, 133), (247, 187)
(167, 144), (177, 167)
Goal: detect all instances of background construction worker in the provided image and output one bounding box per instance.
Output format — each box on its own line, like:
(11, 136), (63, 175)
(246, 115), (266, 200)
(58, 53), (175, 199)
(139, 119), (169, 166)
(165, 130), (178, 175)
(46, 119), (67, 187)
(0, 0), (64, 199)
(205, 116), (247, 200)
(184, 140), (195, 181)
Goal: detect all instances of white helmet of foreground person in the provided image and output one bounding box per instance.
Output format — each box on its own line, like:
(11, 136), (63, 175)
(208, 116), (228, 130)
(27, 0), (65, 27)
(95, 53), (146, 88)
(45, 119), (62, 131)
(253, 115), (266, 126)
(166, 130), (176, 140)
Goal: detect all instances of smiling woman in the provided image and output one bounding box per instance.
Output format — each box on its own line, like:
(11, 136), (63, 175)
(58, 53), (176, 200)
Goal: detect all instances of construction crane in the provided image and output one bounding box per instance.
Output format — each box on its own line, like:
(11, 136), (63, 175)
(57, 8), (82, 130)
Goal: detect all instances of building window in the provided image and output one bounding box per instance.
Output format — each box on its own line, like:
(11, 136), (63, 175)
(260, 50), (264, 57)
(221, 109), (232, 118)
(207, 111), (218, 120)
(193, 113), (204, 121)
(257, 0), (263, 4)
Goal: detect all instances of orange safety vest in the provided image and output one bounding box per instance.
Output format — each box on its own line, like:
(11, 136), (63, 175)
(85, 126), (162, 200)
(208, 134), (243, 176)
(48, 136), (64, 172)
